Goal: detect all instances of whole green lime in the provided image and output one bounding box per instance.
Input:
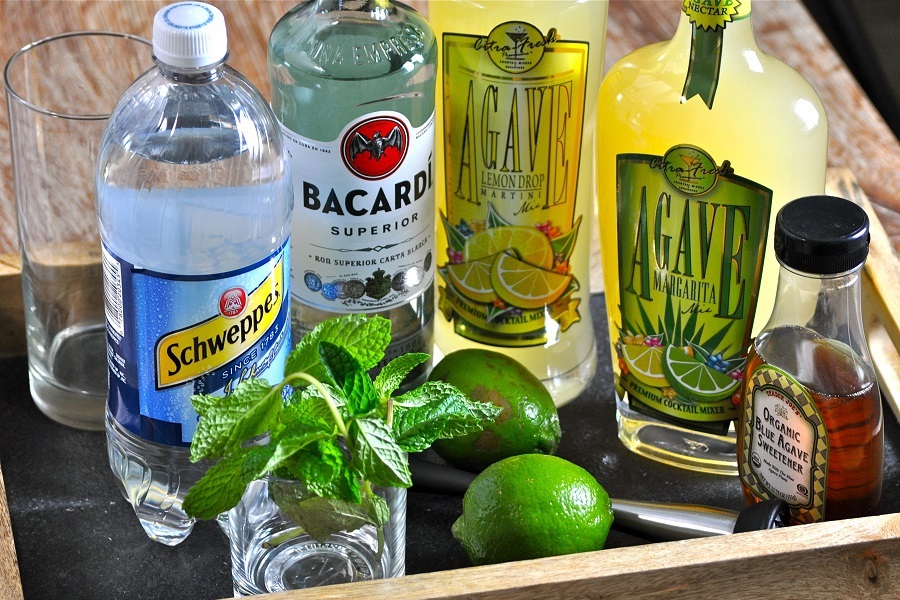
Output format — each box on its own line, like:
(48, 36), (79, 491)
(428, 349), (561, 472)
(452, 454), (613, 565)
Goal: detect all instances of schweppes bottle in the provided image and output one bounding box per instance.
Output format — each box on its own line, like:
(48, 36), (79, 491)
(597, 0), (827, 474)
(96, 3), (293, 545)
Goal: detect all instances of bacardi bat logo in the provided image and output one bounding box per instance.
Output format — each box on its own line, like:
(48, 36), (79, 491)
(341, 115), (409, 180)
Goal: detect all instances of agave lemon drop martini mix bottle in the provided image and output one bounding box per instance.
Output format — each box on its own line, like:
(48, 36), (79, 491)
(430, 0), (609, 406)
(597, 0), (828, 473)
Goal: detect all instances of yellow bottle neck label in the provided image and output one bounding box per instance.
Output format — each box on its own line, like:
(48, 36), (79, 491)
(682, 0), (747, 32)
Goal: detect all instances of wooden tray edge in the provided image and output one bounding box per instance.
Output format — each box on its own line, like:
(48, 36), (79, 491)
(262, 513), (900, 599)
(0, 461), (24, 600)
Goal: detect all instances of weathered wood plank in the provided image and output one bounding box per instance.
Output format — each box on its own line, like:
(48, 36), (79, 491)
(256, 512), (900, 600)
(0, 463), (23, 600)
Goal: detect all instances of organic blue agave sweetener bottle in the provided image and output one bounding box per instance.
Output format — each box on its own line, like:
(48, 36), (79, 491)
(96, 2), (293, 545)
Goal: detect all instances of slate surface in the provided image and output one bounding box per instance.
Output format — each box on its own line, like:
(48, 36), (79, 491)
(3, 294), (898, 599)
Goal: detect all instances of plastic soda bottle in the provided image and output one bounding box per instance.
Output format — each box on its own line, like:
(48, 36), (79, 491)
(96, 2), (293, 544)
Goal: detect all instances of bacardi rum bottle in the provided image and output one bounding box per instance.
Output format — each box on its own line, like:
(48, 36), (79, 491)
(269, 0), (437, 386)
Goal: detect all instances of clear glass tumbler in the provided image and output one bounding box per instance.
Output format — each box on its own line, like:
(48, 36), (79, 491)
(3, 32), (151, 430)
(220, 478), (406, 595)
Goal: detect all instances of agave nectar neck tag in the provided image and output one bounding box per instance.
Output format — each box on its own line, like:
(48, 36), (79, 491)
(281, 110), (436, 313)
(681, 0), (747, 108)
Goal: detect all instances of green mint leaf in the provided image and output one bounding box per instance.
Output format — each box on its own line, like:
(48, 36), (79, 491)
(259, 432), (329, 475)
(241, 444), (278, 483)
(367, 489), (390, 529)
(319, 342), (378, 415)
(183, 449), (249, 520)
(343, 370), (379, 416)
(350, 418), (411, 488)
(285, 315), (390, 382)
(270, 483), (375, 544)
(392, 381), (502, 452)
(318, 341), (363, 387)
(283, 383), (347, 427)
(189, 378), (281, 462)
(373, 353), (430, 397)
(281, 438), (361, 503)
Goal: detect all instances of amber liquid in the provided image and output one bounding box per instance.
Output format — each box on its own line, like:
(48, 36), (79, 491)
(738, 325), (883, 522)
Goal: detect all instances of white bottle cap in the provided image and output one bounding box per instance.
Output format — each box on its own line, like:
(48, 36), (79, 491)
(153, 2), (227, 68)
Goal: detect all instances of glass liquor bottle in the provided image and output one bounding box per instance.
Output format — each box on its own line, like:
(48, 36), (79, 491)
(597, 0), (828, 473)
(269, 0), (437, 387)
(429, 0), (609, 406)
(738, 195), (882, 524)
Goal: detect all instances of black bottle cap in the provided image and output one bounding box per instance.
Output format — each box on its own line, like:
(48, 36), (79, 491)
(774, 195), (870, 275)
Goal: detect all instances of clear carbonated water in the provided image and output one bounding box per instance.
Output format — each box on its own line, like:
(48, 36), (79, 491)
(97, 63), (292, 545)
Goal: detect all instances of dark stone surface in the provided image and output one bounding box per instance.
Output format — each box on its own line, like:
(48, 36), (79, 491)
(3, 293), (899, 599)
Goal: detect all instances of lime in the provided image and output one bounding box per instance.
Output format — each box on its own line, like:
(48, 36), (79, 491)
(464, 226), (554, 270)
(490, 251), (571, 310)
(662, 345), (740, 401)
(621, 344), (668, 387)
(429, 349), (561, 472)
(452, 455), (613, 565)
(446, 254), (497, 304)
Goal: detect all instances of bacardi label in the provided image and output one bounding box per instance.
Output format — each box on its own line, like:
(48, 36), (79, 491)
(282, 110), (436, 312)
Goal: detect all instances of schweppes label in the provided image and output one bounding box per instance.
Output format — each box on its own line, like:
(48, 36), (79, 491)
(155, 256), (285, 388)
(102, 241), (291, 447)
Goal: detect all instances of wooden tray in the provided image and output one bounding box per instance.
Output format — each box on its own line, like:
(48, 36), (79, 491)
(2, 170), (900, 599)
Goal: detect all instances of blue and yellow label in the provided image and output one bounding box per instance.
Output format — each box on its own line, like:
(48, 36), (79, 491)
(155, 260), (285, 389)
(103, 241), (290, 446)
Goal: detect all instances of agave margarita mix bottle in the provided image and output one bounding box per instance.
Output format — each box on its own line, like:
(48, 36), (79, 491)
(597, 0), (828, 473)
(430, 0), (609, 406)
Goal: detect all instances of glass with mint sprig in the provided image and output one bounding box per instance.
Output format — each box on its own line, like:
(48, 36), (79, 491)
(183, 314), (500, 544)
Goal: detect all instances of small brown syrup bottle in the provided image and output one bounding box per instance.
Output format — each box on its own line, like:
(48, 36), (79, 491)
(737, 196), (883, 524)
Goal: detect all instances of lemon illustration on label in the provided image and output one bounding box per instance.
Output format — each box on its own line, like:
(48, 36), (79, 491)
(464, 226), (554, 270)
(446, 254), (498, 304)
(491, 251), (571, 310)
(621, 344), (668, 388)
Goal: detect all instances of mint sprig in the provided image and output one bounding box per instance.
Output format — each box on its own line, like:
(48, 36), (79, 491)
(183, 315), (499, 545)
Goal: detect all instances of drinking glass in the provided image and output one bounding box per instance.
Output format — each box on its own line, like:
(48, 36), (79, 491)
(4, 31), (151, 429)
(219, 478), (406, 595)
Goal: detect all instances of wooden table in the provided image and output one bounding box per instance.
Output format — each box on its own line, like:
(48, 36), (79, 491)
(2, 1), (900, 599)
